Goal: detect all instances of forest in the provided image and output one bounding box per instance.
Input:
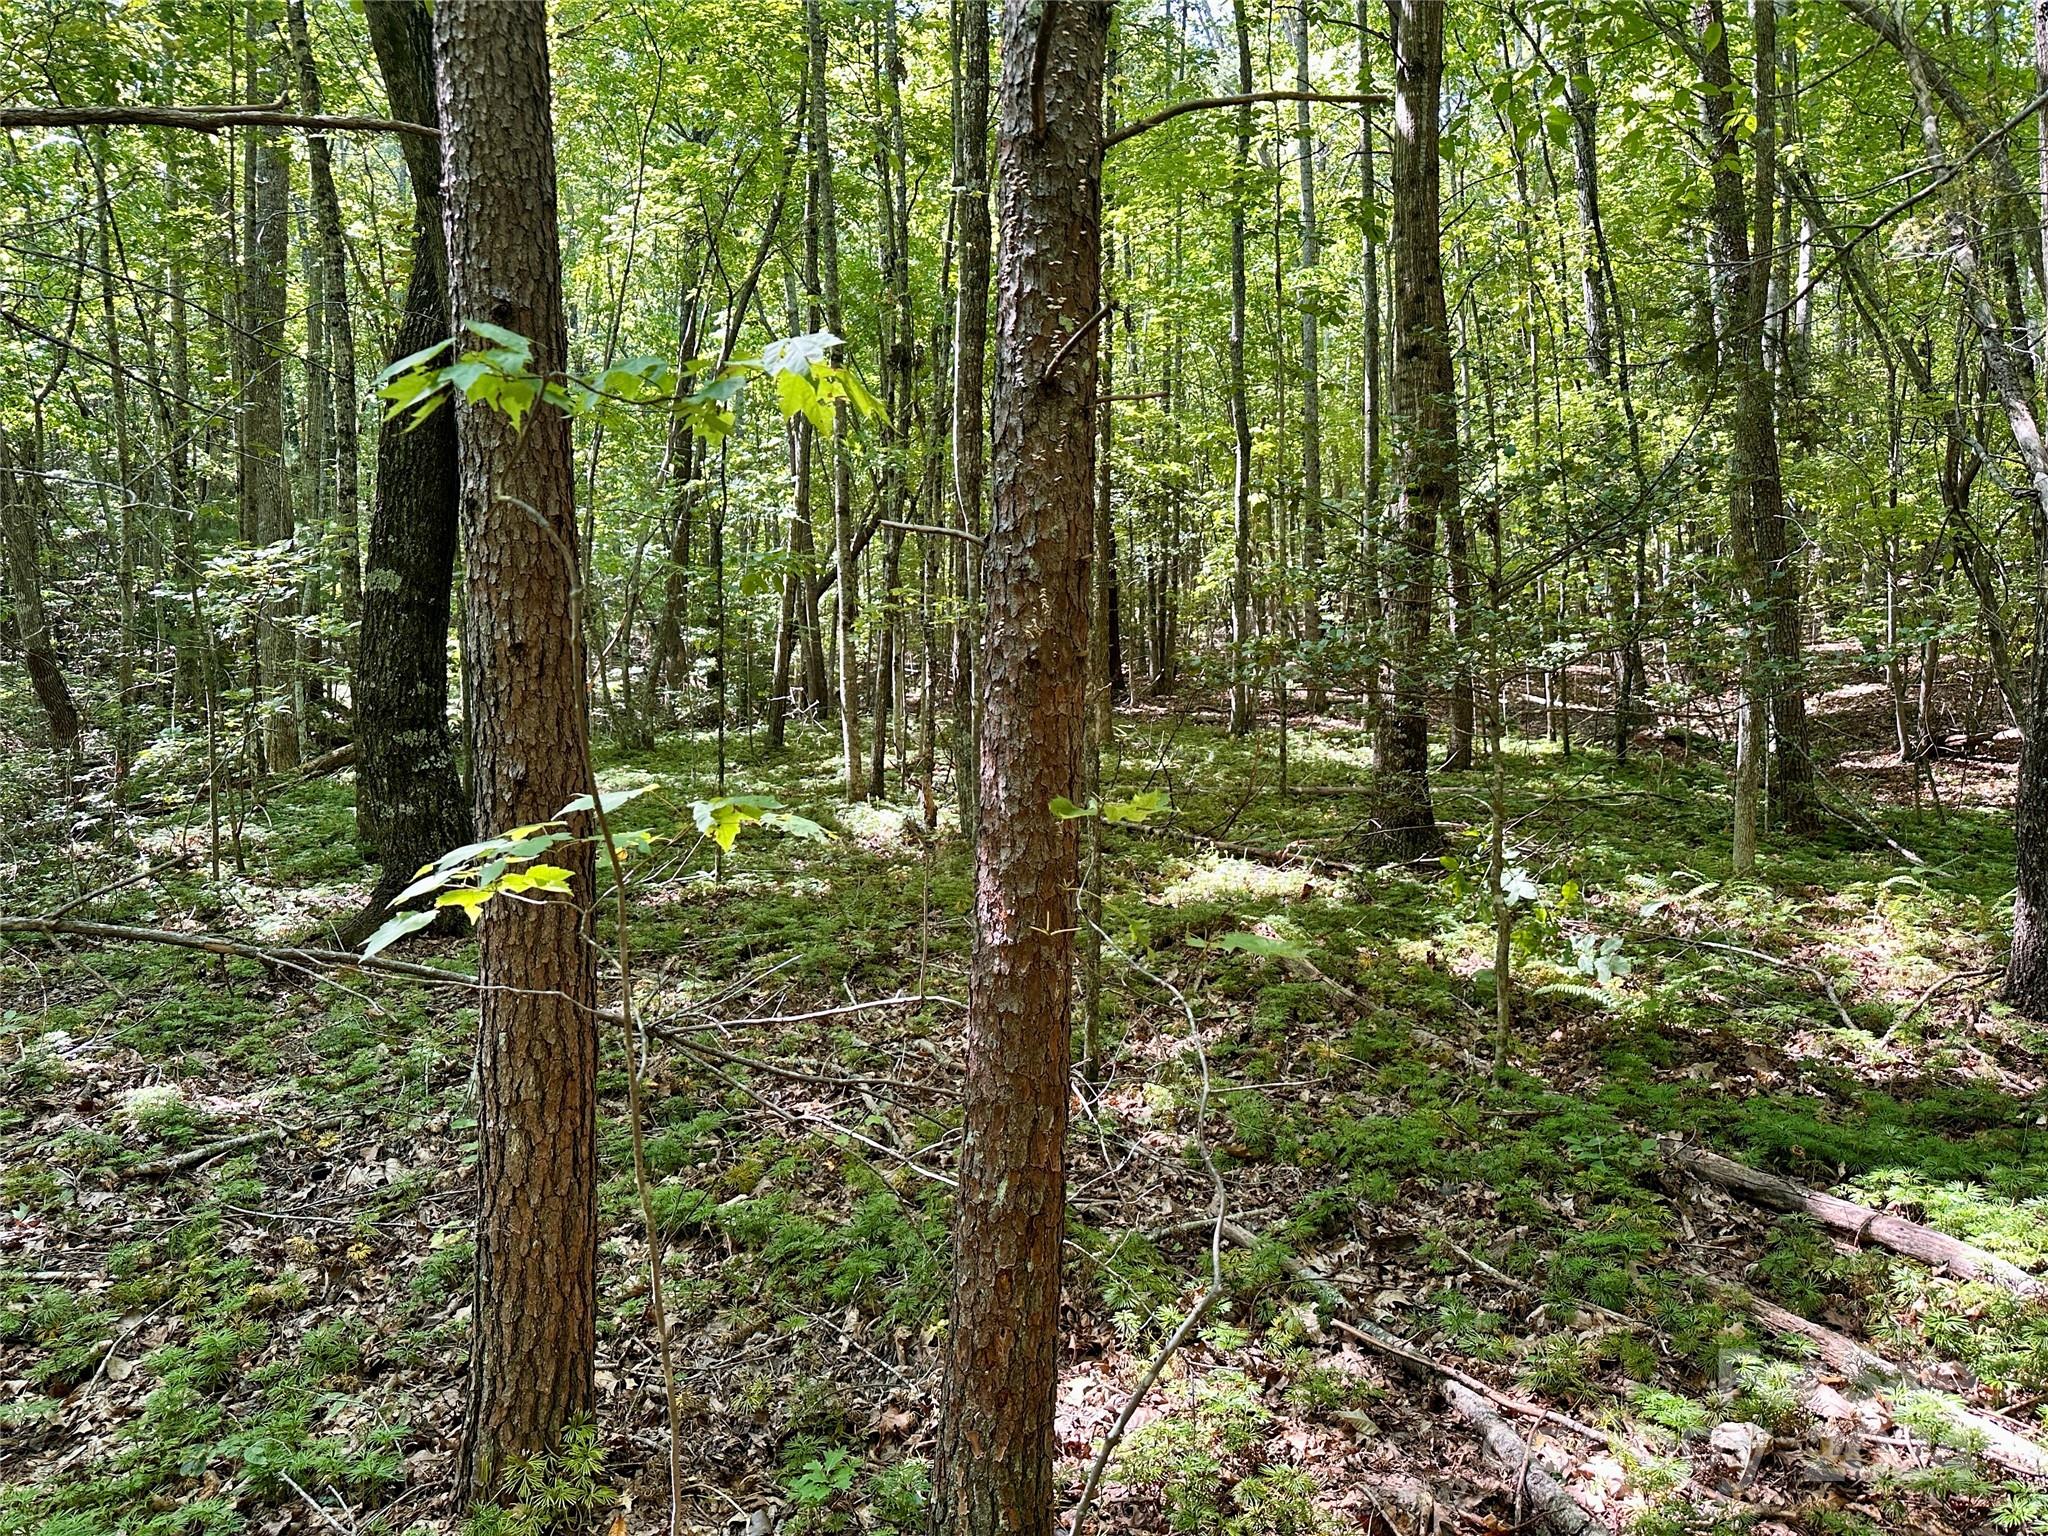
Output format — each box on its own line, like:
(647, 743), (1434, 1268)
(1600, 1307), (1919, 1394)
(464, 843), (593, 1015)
(5, 0), (2048, 1533)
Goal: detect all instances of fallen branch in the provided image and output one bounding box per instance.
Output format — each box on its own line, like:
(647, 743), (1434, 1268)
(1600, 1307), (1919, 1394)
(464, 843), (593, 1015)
(1686, 1266), (2048, 1478)
(126, 1126), (283, 1178)
(1661, 1139), (2045, 1300)
(1439, 1379), (1603, 1536)
(0, 914), (477, 989)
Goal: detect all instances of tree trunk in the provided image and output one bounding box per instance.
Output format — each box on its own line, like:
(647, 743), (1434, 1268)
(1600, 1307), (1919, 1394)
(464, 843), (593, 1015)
(1373, 0), (1449, 857)
(1226, 0), (1256, 737)
(950, 0), (993, 838)
(436, 0), (598, 1497)
(244, 17), (298, 774)
(1358, 0), (1386, 738)
(0, 437), (82, 750)
(1700, 0), (1807, 861)
(339, 0), (471, 944)
(807, 0), (865, 801)
(286, 0), (360, 655)
(931, 0), (1106, 1530)
(1294, 6), (1326, 715)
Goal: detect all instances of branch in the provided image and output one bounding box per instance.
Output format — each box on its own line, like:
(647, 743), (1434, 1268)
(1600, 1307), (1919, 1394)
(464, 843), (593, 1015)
(1105, 90), (1387, 150)
(0, 103), (438, 139)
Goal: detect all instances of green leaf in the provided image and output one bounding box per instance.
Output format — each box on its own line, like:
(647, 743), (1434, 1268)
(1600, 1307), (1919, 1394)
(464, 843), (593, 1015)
(556, 785), (654, 817)
(1212, 931), (1309, 961)
(435, 887), (494, 923)
(361, 908), (437, 958)
(464, 320), (532, 359)
(1100, 790), (1170, 824)
(760, 810), (830, 842)
(371, 337), (454, 389)
(1049, 796), (1096, 820)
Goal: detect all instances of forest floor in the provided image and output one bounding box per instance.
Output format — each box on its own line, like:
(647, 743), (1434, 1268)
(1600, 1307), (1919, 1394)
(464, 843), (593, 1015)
(4, 682), (2048, 1536)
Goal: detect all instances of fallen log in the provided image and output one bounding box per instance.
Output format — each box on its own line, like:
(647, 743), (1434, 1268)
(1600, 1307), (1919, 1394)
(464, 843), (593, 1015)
(1661, 1140), (2045, 1300)
(1687, 1267), (2048, 1479)
(1439, 1379), (1604, 1535)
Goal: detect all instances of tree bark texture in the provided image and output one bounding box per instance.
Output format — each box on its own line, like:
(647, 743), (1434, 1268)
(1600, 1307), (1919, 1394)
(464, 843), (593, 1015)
(1373, 0), (1449, 857)
(931, 0), (1107, 1530)
(435, 0), (599, 1499)
(341, 0), (471, 941)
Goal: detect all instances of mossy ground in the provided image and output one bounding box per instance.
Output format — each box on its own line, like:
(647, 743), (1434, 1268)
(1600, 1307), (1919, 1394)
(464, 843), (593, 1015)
(3, 703), (2045, 1535)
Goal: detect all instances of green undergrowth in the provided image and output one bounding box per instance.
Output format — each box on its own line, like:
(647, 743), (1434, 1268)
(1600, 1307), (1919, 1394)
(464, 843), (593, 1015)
(6, 717), (2044, 1534)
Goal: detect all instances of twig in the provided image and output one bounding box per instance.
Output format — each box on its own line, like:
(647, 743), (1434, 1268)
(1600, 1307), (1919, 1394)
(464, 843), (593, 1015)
(0, 102), (435, 138)
(126, 1125), (286, 1179)
(1104, 89), (1388, 149)
(276, 1470), (354, 1536)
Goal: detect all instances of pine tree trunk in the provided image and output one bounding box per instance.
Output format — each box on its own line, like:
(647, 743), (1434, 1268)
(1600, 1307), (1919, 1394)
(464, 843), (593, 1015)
(1374, 0), (1449, 857)
(931, 0), (1106, 1529)
(436, 0), (598, 1497)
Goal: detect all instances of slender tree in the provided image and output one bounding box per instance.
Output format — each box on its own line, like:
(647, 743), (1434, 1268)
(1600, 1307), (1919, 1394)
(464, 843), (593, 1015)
(1226, 0), (1256, 737)
(1374, 0), (1449, 856)
(435, 0), (598, 1497)
(338, 0), (471, 944)
(931, 0), (1107, 1529)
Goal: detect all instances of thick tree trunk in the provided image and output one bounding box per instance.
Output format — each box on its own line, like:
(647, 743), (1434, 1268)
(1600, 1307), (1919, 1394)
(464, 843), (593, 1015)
(436, 0), (598, 1498)
(931, 0), (1106, 1530)
(1700, 0), (1810, 859)
(1372, 0), (1448, 857)
(339, 0), (471, 944)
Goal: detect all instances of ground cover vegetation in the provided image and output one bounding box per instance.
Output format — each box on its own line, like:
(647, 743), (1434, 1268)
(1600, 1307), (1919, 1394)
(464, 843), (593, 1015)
(5, 1), (2048, 1534)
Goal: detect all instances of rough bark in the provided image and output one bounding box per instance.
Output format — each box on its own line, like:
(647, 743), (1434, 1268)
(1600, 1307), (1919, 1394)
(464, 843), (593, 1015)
(436, 0), (598, 1498)
(339, 0), (470, 944)
(931, 0), (1106, 1529)
(950, 0), (992, 837)
(1372, 0), (1449, 857)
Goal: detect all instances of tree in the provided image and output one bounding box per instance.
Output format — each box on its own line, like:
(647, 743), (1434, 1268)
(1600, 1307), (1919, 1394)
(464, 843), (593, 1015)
(242, 13), (298, 774)
(931, 0), (1107, 1530)
(338, 0), (470, 945)
(0, 432), (81, 749)
(1373, 0), (1449, 858)
(434, 0), (599, 1498)
(1226, 0), (1256, 738)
